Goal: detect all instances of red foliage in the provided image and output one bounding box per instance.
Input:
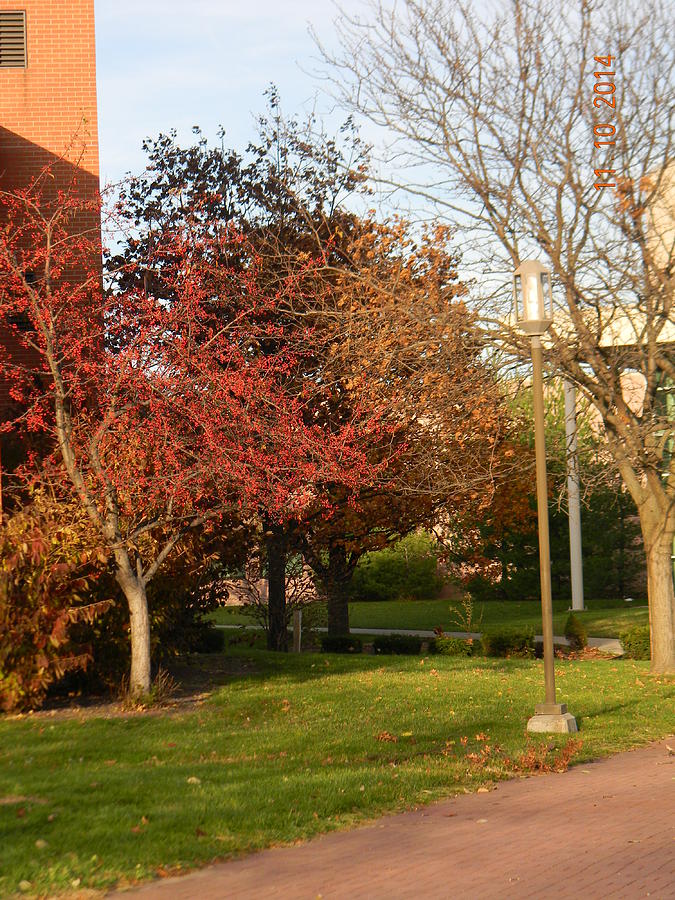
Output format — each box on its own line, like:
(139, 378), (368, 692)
(0, 174), (389, 693)
(0, 491), (112, 711)
(0, 178), (388, 520)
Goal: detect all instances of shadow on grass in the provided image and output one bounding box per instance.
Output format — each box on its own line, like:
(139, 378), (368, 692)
(202, 648), (540, 698)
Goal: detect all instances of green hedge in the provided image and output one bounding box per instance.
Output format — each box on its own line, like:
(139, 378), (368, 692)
(320, 635), (363, 654)
(621, 625), (650, 660)
(481, 628), (535, 658)
(372, 634), (423, 655)
(432, 635), (474, 657)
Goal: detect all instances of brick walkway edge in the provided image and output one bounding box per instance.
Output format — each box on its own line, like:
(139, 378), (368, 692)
(115, 738), (675, 899)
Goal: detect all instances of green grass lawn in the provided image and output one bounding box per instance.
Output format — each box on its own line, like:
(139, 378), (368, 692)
(211, 597), (649, 637)
(1, 649), (672, 896)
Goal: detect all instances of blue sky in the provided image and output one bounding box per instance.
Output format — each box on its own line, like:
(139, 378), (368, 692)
(94, 0), (367, 187)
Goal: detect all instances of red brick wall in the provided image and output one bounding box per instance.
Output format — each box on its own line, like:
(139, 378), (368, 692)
(0, 0), (100, 419)
(0, 0), (100, 189)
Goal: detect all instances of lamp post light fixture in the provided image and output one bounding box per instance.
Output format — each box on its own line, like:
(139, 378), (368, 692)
(513, 260), (578, 734)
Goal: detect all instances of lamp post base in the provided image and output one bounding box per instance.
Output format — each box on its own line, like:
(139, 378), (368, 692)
(527, 703), (578, 733)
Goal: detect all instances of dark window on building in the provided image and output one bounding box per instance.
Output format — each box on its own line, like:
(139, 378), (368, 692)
(0, 11), (26, 68)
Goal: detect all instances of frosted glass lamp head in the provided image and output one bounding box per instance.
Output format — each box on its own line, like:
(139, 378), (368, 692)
(513, 260), (554, 336)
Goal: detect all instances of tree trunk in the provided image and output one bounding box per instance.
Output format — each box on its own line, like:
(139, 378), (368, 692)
(639, 502), (675, 674)
(325, 544), (356, 637)
(116, 568), (152, 695)
(327, 583), (350, 636)
(266, 523), (288, 651)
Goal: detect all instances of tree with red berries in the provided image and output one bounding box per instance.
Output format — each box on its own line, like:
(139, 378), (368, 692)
(0, 176), (384, 694)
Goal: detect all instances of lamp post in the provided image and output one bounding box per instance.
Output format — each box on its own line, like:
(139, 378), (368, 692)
(513, 260), (577, 734)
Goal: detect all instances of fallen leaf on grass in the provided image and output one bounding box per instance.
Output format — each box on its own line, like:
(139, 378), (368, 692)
(376, 731), (398, 743)
(187, 776), (201, 785)
(195, 827), (206, 837)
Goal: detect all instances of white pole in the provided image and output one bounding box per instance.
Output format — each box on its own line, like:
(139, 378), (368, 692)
(564, 380), (585, 611)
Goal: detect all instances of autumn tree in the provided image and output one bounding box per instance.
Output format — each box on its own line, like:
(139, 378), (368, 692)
(299, 216), (516, 634)
(107, 98), (376, 650)
(0, 177), (382, 692)
(109, 98), (516, 644)
(320, 0), (675, 672)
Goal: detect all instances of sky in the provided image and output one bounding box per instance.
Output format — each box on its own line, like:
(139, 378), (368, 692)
(94, 0), (370, 188)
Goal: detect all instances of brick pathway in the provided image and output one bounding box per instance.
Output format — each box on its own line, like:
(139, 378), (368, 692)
(115, 738), (675, 899)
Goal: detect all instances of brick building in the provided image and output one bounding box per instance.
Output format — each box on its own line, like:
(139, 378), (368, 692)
(0, 0), (100, 190)
(0, 0), (100, 501)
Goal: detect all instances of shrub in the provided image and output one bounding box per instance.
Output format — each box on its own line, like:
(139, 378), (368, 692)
(621, 625), (650, 660)
(193, 625), (227, 654)
(564, 612), (588, 650)
(350, 532), (443, 602)
(231, 551), (325, 648)
(0, 492), (111, 712)
(448, 596), (483, 633)
(373, 634), (423, 655)
(481, 628), (535, 658)
(432, 635), (474, 656)
(72, 527), (246, 688)
(320, 634), (363, 654)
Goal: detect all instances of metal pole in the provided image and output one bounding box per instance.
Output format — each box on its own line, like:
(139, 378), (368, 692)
(531, 336), (556, 706)
(564, 380), (585, 611)
(292, 608), (302, 653)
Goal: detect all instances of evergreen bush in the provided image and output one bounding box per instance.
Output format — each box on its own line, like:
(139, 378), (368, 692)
(372, 634), (423, 654)
(432, 636), (474, 656)
(320, 634), (363, 654)
(564, 612), (588, 650)
(481, 628), (535, 658)
(620, 625), (650, 660)
(350, 532), (442, 602)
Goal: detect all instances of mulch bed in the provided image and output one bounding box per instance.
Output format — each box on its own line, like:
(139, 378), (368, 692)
(5, 654), (259, 722)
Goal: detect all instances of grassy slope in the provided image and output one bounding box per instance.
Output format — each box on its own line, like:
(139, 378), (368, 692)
(1, 650), (672, 896)
(211, 598), (649, 637)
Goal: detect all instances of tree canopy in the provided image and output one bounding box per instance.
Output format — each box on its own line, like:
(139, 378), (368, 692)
(319, 0), (675, 672)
